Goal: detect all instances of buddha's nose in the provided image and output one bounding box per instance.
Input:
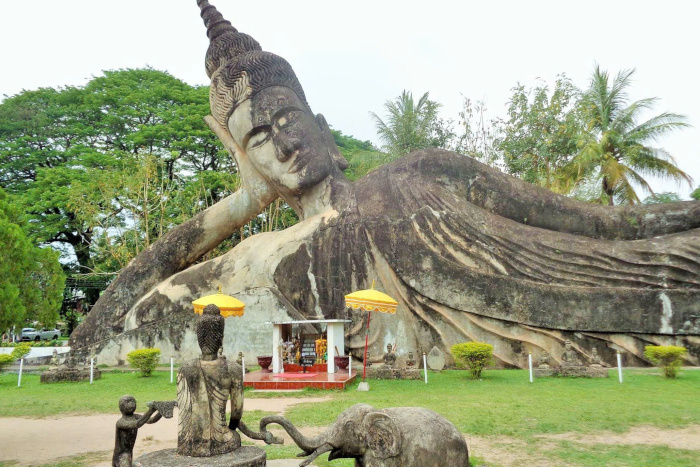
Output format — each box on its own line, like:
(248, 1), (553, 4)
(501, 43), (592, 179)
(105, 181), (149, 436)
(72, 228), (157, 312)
(278, 133), (301, 162)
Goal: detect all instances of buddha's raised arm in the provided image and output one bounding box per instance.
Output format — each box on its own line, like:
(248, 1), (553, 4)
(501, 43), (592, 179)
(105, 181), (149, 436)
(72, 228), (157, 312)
(69, 118), (278, 347)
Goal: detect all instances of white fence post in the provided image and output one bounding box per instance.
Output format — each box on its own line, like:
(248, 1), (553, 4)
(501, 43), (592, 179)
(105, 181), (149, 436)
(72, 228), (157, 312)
(90, 358), (94, 384)
(17, 358), (23, 387)
(241, 357), (245, 383)
(423, 352), (428, 384)
(349, 356), (352, 375)
(528, 352), (533, 383)
(170, 357), (174, 384)
(617, 351), (623, 383)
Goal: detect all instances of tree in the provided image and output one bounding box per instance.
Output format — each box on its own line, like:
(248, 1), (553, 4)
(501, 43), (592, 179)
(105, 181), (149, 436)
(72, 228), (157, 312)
(643, 192), (682, 204)
(453, 97), (500, 168)
(370, 90), (453, 157)
(565, 66), (692, 205)
(496, 76), (584, 192)
(0, 69), (234, 296)
(692, 187), (700, 201)
(330, 129), (389, 181)
(0, 188), (65, 331)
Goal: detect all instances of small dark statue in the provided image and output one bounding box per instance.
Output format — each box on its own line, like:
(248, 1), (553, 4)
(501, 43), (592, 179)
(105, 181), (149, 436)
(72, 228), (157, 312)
(112, 396), (174, 467)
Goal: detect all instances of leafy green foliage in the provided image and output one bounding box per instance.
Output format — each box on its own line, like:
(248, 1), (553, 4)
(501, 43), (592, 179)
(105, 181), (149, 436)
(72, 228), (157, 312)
(10, 343), (30, 360)
(496, 76), (584, 191)
(453, 97), (499, 167)
(691, 187), (700, 200)
(0, 188), (65, 331)
(371, 90), (453, 157)
(0, 344), (31, 372)
(0, 355), (13, 372)
(0, 340), (61, 348)
(126, 348), (161, 377)
(0, 68), (243, 310)
(644, 345), (687, 378)
(450, 342), (493, 379)
(330, 128), (391, 181)
(564, 66), (692, 205)
(642, 192), (682, 204)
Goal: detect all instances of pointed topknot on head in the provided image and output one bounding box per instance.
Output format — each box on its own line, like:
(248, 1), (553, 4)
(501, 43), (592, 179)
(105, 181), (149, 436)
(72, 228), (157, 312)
(197, 0), (236, 40)
(195, 0), (310, 125)
(196, 0), (262, 78)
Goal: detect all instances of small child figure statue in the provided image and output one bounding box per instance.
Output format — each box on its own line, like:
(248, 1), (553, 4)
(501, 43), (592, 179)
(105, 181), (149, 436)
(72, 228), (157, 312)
(112, 395), (170, 467)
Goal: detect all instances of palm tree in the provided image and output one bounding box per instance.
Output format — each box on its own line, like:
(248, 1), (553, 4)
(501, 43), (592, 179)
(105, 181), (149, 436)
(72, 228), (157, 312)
(370, 90), (448, 157)
(566, 66), (692, 205)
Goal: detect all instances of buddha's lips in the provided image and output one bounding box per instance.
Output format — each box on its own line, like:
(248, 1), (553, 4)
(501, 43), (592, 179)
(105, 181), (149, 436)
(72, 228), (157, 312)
(289, 150), (312, 173)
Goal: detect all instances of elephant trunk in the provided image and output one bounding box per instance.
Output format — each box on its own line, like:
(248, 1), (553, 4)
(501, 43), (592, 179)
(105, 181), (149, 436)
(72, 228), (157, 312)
(260, 415), (328, 453)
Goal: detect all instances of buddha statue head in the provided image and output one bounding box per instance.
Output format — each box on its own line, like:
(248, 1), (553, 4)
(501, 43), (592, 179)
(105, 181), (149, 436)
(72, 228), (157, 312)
(196, 1), (349, 216)
(196, 304), (225, 360)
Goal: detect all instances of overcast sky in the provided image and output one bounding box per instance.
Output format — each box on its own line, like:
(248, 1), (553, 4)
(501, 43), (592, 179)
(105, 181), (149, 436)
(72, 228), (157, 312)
(1, 0), (697, 198)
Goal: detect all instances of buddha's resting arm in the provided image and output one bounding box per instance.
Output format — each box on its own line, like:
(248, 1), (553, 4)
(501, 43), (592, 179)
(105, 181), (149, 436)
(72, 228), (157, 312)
(403, 149), (700, 240)
(69, 118), (278, 346)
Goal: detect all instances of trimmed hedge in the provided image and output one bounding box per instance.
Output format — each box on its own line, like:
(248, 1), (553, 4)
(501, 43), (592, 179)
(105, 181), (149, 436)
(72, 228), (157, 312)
(644, 345), (686, 378)
(451, 341), (494, 379)
(126, 348), (161, 377)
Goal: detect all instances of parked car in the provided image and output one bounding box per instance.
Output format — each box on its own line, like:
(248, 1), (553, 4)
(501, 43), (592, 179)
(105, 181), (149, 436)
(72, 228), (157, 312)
(19, 328), (61, 341)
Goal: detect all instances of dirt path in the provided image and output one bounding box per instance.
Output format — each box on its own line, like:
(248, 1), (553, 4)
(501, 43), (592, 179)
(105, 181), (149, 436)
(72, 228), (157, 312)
(538, 424), (700, 451)
(3, 400), (699, 467)
(0, 397), (329, 466)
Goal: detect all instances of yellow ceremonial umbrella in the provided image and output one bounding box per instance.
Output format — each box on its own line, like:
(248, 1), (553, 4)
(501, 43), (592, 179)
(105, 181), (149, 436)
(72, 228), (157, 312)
(345, 280), (398, 381)
(192, 285), (246, 318)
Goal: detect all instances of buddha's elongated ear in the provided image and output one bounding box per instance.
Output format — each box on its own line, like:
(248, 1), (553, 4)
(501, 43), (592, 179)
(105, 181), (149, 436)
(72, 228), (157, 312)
(204, 115), (278, 204)
(315, 113), (349, 171)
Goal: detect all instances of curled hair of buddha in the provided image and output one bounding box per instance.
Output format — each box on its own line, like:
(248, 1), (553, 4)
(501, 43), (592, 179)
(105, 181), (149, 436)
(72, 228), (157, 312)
(197, 0), (310, 126)
(196, 304), (225, 356)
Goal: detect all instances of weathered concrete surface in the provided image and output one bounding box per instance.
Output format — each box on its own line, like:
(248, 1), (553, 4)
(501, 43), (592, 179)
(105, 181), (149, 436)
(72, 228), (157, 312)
(136, 446), (265, 467)
(70, 150), (700, 369)
(40, 367), (101, 383)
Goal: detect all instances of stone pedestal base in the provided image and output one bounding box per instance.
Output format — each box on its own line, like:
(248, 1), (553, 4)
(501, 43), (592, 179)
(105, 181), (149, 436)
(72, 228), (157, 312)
(368, 366), (422, 380)
(357, 381), (370, 391)
(536, 365), (609, 378)
(40, 368), (101, 383)
(136, 446), (266, 466)
(533, 368), (557, 378)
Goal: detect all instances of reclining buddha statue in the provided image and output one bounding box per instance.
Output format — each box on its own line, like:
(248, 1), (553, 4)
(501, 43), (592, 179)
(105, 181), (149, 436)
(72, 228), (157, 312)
(70, 0), (700, 367)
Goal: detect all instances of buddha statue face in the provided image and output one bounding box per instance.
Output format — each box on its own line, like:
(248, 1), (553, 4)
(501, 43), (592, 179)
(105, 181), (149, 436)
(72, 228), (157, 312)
(228, 86), (337, 198)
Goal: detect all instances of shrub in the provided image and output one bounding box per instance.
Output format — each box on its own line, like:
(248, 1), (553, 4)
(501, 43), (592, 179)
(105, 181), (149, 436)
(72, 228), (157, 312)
(0, 344), (31, 373)
(0, 354), (14, 372)
(126, 348), (161, 377)
(11, 343), (31, 360)
(644, 345), (686, 378)
(451, 341), (493, 379)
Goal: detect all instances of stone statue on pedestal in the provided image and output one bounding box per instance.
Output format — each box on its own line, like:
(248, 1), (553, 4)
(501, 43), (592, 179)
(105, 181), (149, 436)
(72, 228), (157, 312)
(177, 304), (243, 456)
(382, 343), (397, 367)
(137, 303), (282, 466)
(561, 340), (580, 367)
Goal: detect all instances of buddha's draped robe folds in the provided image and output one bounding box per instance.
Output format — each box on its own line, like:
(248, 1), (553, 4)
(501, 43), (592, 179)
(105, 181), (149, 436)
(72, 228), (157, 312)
(72, 149), (700, 366)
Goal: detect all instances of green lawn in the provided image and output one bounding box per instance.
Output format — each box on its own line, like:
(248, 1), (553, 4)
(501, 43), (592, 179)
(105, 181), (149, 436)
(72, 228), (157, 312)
(1, 368), (699, 466)
(284, 369), (700, 437)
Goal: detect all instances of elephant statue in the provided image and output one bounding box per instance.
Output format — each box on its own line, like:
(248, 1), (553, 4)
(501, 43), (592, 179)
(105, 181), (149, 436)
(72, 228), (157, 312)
(260, 403), (469, 467)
